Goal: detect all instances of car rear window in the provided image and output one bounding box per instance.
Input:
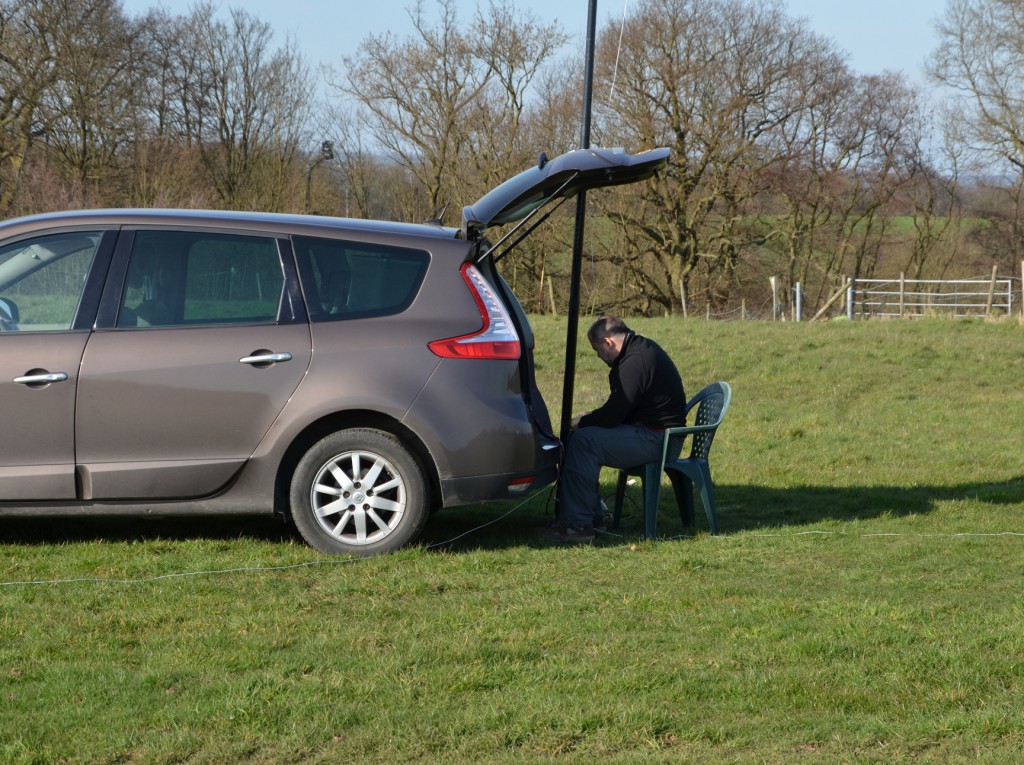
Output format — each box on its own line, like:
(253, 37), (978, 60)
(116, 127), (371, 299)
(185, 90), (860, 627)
(118, 230), (284, 327)
(292, 235), (428, 321)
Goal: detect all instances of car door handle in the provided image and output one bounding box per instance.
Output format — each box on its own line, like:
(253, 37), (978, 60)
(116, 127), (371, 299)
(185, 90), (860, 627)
(239, 352), (293, 365)
(14, 372), (69, 385)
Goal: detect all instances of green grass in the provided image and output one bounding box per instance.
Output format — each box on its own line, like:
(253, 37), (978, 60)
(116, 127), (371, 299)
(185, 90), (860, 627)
(3, 317), (1024, 763)
(9, 294), (78, 326)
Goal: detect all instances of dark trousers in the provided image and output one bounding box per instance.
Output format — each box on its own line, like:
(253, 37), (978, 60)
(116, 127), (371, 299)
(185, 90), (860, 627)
(559, 424), (678, 527)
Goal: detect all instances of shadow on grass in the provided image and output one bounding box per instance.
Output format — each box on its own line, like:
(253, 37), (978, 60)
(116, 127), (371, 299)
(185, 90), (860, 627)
(2, 476), (1022, 550)
(421, 475), (1024, 549)
(717, 476), (1024, 534)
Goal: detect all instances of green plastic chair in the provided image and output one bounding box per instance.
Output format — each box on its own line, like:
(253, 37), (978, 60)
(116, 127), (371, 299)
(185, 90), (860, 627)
(612, 381), (731, 539)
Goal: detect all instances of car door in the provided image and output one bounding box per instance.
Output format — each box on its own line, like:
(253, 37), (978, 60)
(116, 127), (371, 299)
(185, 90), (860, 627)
(0, 230), (110, 500)
(75, 228), (312, 500)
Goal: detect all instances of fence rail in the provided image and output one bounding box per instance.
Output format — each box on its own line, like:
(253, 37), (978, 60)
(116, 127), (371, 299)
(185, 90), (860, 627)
(846, 271), (1013, 320)
(687, 268), (1023, 322)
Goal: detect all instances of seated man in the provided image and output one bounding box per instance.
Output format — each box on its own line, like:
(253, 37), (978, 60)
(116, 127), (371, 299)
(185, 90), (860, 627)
(540, 315), (687, 543)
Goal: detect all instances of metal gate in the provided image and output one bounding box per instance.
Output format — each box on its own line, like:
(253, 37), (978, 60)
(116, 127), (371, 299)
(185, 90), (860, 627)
(847, 275), (1013, 319)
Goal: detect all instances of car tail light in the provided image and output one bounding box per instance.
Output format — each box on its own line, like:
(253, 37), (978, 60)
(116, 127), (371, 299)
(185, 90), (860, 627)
(508, 476), (535, 493)
(428, 263), (521, 360)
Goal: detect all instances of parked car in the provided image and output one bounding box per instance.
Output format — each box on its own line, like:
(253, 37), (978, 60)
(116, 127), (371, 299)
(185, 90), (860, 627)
(0, 146), (668, 554)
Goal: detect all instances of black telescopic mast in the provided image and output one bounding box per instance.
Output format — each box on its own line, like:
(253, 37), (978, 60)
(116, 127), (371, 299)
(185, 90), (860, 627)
(556, 0), (599, 507)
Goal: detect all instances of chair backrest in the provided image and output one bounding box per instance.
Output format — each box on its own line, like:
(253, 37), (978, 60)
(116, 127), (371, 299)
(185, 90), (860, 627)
(684, 381), (731, 461)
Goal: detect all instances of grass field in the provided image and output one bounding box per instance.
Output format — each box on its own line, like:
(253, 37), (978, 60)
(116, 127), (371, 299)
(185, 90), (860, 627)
(2, 316), (1024, 764)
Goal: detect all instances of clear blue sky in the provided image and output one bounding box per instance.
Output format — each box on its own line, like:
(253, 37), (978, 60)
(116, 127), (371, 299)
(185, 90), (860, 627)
(125, 0), (944, 89)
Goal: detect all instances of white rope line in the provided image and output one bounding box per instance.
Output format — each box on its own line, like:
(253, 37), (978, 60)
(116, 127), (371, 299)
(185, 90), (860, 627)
(607, 0), (629, 104)
(612, 529), (1024, 543)
(0, 489), (552, 588)
(424, 489), (551, 550)
(2, 487), (1022, 587)
(749, 530), (1024, 538)
(0, 559), (359, 587)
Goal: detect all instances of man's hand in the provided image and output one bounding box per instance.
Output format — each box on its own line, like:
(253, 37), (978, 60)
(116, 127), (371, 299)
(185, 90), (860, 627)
(570, 413), (587, 432)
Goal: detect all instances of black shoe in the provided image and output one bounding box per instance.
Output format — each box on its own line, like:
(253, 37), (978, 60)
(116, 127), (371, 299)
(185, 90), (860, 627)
(535, 523), (596, 544)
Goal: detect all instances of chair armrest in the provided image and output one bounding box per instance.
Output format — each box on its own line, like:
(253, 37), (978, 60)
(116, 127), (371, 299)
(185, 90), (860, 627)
(658, 423), (719, 465)
(664, 423), (718, 438)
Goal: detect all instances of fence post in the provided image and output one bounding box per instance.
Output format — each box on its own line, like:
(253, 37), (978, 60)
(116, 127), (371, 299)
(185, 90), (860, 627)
(986, 264), (998, 317)
(794, 282), (803, 322)
(899, 272), (905, 318)
(680, 279), (688, 318)
(537, 265), (546, 314)
(769, 276), (779, 321)
(847, 278), (854, 320)
(1020, 261), (1024, 322)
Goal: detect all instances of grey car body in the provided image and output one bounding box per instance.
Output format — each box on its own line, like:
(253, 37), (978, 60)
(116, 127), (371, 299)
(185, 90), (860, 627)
(0, 147), (668, 554)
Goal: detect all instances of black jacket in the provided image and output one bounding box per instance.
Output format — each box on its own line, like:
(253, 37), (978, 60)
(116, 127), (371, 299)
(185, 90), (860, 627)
(577, 332), (686, 430)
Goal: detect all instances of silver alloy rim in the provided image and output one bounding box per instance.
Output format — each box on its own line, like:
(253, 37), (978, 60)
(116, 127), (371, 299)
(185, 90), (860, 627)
(310, 450), (407, 545)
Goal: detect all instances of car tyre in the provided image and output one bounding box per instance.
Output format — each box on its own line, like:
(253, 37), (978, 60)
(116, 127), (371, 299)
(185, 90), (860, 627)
(290, 428), (429, 555)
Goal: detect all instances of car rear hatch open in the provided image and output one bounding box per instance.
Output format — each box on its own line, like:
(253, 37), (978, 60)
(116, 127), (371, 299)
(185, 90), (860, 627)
(462, 146), (670, 247)
(462, 146), (671, 478)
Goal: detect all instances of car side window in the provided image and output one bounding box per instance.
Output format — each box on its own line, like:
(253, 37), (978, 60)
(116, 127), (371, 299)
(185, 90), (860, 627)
(118, 231), (284, 327)
(0, 232), (102, 331)
(292, 235), (429, 321)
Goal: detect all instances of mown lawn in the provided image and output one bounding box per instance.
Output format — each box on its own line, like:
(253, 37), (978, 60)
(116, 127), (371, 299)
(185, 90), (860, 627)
(2, 316), (1023, 764)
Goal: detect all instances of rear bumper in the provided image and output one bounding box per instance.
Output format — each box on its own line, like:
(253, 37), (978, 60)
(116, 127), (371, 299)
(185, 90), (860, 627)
(438, 460), (559, 507)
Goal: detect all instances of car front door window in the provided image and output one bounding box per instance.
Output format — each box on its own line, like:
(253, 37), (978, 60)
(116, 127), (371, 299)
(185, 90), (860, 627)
(0, 233), (101, 331)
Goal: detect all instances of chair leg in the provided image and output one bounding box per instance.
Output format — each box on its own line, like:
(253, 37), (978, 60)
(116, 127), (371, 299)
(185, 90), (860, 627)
(667, 470), (695, 527)
(642, 462), (662, 539)
(612, 470), (628, 530)
(695, 465), (718, 535)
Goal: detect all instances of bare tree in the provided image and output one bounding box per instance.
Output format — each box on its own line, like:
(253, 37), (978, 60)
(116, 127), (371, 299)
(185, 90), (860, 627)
(930, 0), (1024, 271)
(462, 1), (568, 195)
(902, 104), (965, 280)
(931, 0), (1024, 172)
(117, 7), (211, 207)
(337, 0), (565, 224)
(525, 63), (584, 158)
(307, 103), (425, 220)
(766, 70), (925, 307)
(483, 58), (583, 314)
(591, 0), (829, 314)
(43, 0), (144, 194)
(759, 46), (853, 305)
(180, 3), (313, 210)
(0, 0), (100, 213)
(339, 0), (485, 222)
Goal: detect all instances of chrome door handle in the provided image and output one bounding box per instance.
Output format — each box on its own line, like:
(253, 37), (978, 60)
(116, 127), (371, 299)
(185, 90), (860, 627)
(239, 352), (293, 365)
(14, 372), (69, 385)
